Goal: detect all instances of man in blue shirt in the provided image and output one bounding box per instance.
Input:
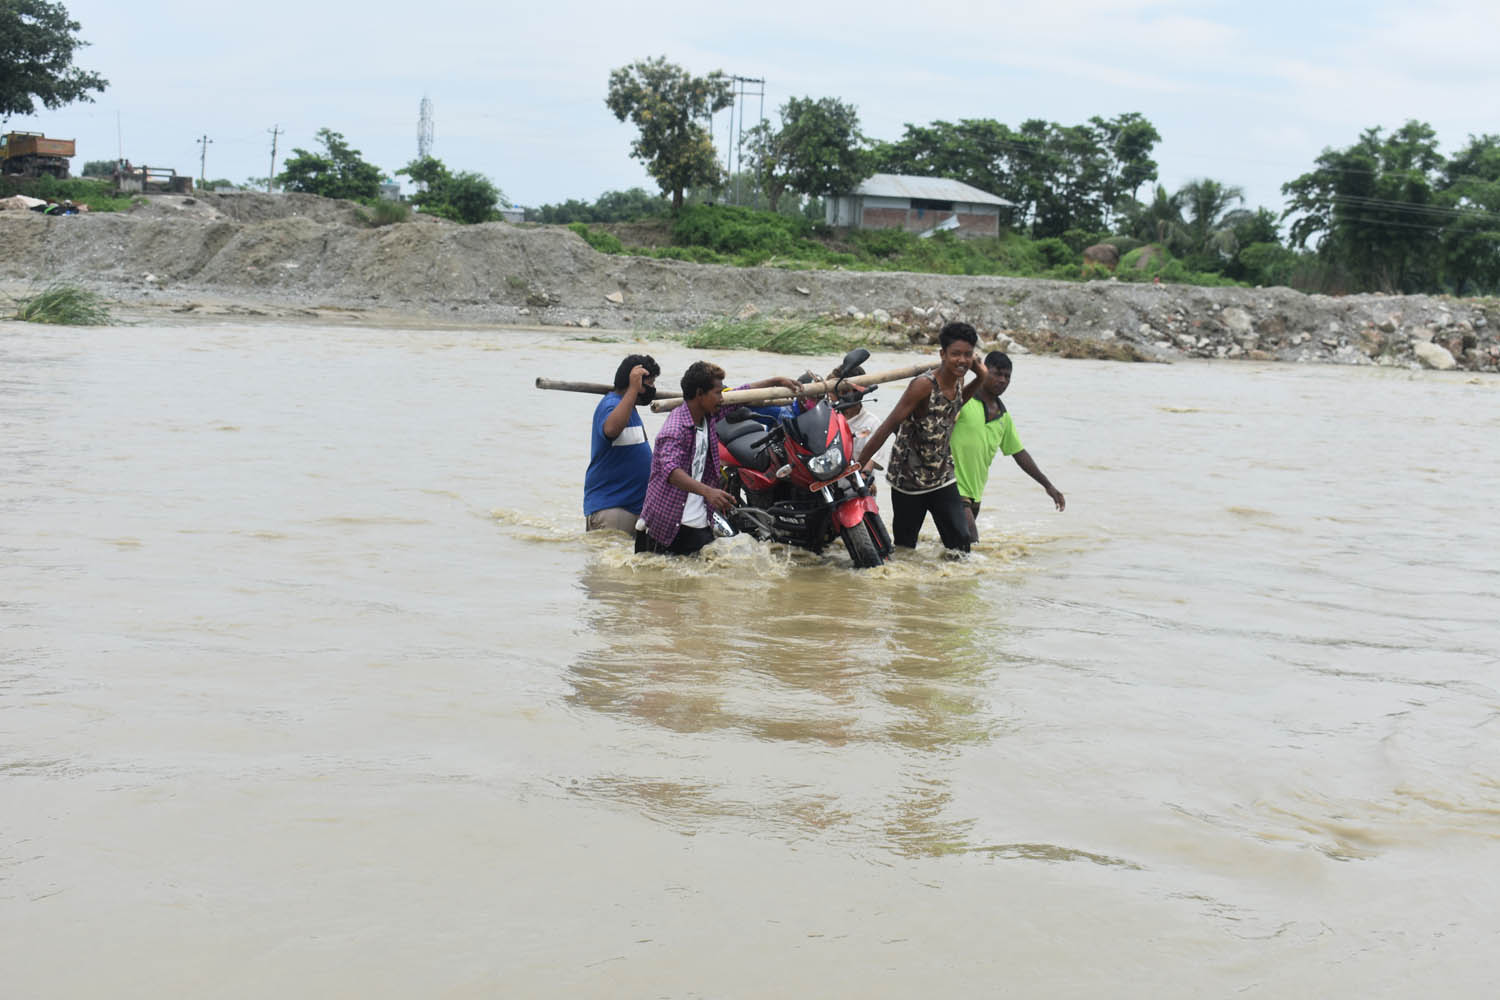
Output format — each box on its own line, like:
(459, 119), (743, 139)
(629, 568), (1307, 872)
(584, 354), (660, 532)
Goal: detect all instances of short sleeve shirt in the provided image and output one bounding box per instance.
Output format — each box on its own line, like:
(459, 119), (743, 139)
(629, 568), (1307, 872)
(951, 397), (1022, 501)
(583, 392), (652, 516)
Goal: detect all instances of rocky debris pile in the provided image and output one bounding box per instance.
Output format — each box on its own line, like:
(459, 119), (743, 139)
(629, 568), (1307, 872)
(1, 193), (1496, 372)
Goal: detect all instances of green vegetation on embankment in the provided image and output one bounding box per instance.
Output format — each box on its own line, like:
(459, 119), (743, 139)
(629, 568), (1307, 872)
(0, 175), (138, 213)
(566, 204), (1246, 287)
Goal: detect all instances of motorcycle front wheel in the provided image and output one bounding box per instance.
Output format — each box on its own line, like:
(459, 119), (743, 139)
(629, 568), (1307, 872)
(840, 522), (883, 569)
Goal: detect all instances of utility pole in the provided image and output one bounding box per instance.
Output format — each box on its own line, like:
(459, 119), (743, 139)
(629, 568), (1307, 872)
(267, 125), (283, 193)
(196, 134), (213, 186)
(728, 76), (765, 207)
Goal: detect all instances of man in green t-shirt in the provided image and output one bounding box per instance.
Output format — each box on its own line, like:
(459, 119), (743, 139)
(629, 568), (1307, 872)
(950, 351), (1065, 543)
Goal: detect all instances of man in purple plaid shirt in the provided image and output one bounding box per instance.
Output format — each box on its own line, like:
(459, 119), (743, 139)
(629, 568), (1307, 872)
(636, 361), (734, 556)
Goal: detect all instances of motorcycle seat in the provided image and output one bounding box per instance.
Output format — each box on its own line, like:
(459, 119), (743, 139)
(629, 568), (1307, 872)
(719, 418), (772, 471)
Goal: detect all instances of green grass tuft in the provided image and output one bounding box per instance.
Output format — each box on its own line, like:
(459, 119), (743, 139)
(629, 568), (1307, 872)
(13, 284), (113, 325)
(355, 200), (411, 227)
(680, 317), (869, 355)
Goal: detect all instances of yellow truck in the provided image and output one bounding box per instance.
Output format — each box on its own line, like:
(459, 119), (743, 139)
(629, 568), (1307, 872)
(1, 131), (77, 179)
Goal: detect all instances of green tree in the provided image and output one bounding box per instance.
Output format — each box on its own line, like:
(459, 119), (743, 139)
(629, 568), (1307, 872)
(1438, 133), (1500, 296)
(871, 114), (1158, 238)
(276, 128), (382, 201)
(444, 171), (502, 224)
(605, 56), (732, 212)
(1092, 112), (1161, 220)
(592, 186), (670, 221)
(1282, 121), (1446, 292)
(1121, 185), (1189, 251)
(80, 158), (114, 177)
(1179, 178), (1247, 266)
(396, 155), (504, 224)
(746, 96), (869, 212)
(1, 0), (107, 118)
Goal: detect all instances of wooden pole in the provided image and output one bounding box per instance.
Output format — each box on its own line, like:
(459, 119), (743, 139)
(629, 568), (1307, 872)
(649, 361), (937, 413)
(535, 378), (616, 395)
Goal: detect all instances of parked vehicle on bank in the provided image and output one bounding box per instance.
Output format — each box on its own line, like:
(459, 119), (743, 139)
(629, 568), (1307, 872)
(1, 132), (76, 179)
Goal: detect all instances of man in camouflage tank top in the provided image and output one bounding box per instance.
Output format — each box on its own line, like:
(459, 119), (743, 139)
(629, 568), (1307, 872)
(857, 322), (985, 552)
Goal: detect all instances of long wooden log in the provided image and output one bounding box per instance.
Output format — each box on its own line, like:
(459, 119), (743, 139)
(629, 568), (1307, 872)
(649, 361), (937, 413)
(535, 378), (617, 394)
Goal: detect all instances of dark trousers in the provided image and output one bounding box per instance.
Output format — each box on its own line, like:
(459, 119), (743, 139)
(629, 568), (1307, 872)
(890, 483), (971, 551)
(635, 525), (715, 556)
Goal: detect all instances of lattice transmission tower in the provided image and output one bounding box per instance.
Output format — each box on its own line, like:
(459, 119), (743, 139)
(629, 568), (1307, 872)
(417, 97), (434, 160)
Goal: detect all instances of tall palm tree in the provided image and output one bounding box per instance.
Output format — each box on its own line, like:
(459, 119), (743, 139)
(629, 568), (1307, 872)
(1123, 185), (1190, 252)
(1179, 179), (1247, 260)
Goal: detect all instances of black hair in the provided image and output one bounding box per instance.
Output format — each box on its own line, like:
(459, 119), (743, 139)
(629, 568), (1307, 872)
(938, 322), (978, 350)
(680, 360), (726, 400)
(985, 351), (1012, 371)
(613, 353), (660, 390)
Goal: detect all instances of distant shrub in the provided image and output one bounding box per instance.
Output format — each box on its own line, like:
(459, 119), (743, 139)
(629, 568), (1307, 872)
(1033, 237), (1077, 269)
(1237, 242), (1298, 287)
(568, 222), (623, 254)
(356, 200), (410, 227)
(671, 204), (820, 256)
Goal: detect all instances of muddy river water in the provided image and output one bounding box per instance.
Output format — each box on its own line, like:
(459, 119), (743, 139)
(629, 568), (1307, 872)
(3, 320), (1498, 997)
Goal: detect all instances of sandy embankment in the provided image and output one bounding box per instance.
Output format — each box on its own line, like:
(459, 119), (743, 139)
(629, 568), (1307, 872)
(1, 191), (1495, 371)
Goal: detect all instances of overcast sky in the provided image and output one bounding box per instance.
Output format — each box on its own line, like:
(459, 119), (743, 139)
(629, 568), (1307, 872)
(11, 0), (1498, 219)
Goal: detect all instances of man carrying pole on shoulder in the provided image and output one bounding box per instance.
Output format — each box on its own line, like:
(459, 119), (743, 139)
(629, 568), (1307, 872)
(584, 354), (660, 533)
(856, 322), (987, 554)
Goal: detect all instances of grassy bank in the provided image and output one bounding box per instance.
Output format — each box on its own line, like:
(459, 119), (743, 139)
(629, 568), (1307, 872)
(1, 175), (139, 212)
(568, 204), (1243, 287)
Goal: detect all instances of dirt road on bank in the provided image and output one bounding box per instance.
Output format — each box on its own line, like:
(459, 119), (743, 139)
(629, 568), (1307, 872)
(2, 191), (1495, 371)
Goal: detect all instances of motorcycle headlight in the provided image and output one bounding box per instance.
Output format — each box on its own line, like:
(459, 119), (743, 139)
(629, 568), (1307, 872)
(807, 443), (845, 479)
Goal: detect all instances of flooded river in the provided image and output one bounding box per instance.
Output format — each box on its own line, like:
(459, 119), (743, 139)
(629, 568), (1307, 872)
(3, 320), (1498, 997)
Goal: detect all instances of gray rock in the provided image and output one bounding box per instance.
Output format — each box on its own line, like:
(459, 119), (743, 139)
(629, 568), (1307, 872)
(1413, 340), (1456, 370)
(604, 291), (624, 305)
(1221, 307), (1253, 335)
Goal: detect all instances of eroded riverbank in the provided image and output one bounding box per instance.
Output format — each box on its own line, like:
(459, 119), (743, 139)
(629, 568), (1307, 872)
(2, 190), (1497, 371)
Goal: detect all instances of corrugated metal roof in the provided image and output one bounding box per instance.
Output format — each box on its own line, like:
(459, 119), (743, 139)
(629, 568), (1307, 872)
(849, 173), (1013, 207)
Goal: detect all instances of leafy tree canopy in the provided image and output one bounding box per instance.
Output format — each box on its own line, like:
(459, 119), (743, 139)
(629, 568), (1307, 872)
(746, 96), (870, 213)
(276, 128), (382, 202)
(0, 0), (107, 119)
(526, 186), (670, 224)
(870, 113), (1159, 238)
(396, 155), (505, 224)
(1282, 121), (1449, 293)
(606, 56), (732, 212)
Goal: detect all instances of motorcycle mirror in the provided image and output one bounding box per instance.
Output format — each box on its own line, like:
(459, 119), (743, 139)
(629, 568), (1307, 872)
(834, 348), (871, 377)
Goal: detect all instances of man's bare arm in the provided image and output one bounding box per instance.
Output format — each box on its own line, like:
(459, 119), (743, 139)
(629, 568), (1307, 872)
(1013, 450), (1065, 511)
(857, 378), (927, 467)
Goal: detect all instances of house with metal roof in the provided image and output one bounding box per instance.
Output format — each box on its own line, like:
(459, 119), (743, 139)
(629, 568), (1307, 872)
(825, 173), (1013, 238)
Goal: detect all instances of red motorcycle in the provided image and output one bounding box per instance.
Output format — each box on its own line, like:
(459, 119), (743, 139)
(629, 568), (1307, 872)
(717, 349), (894, 568)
